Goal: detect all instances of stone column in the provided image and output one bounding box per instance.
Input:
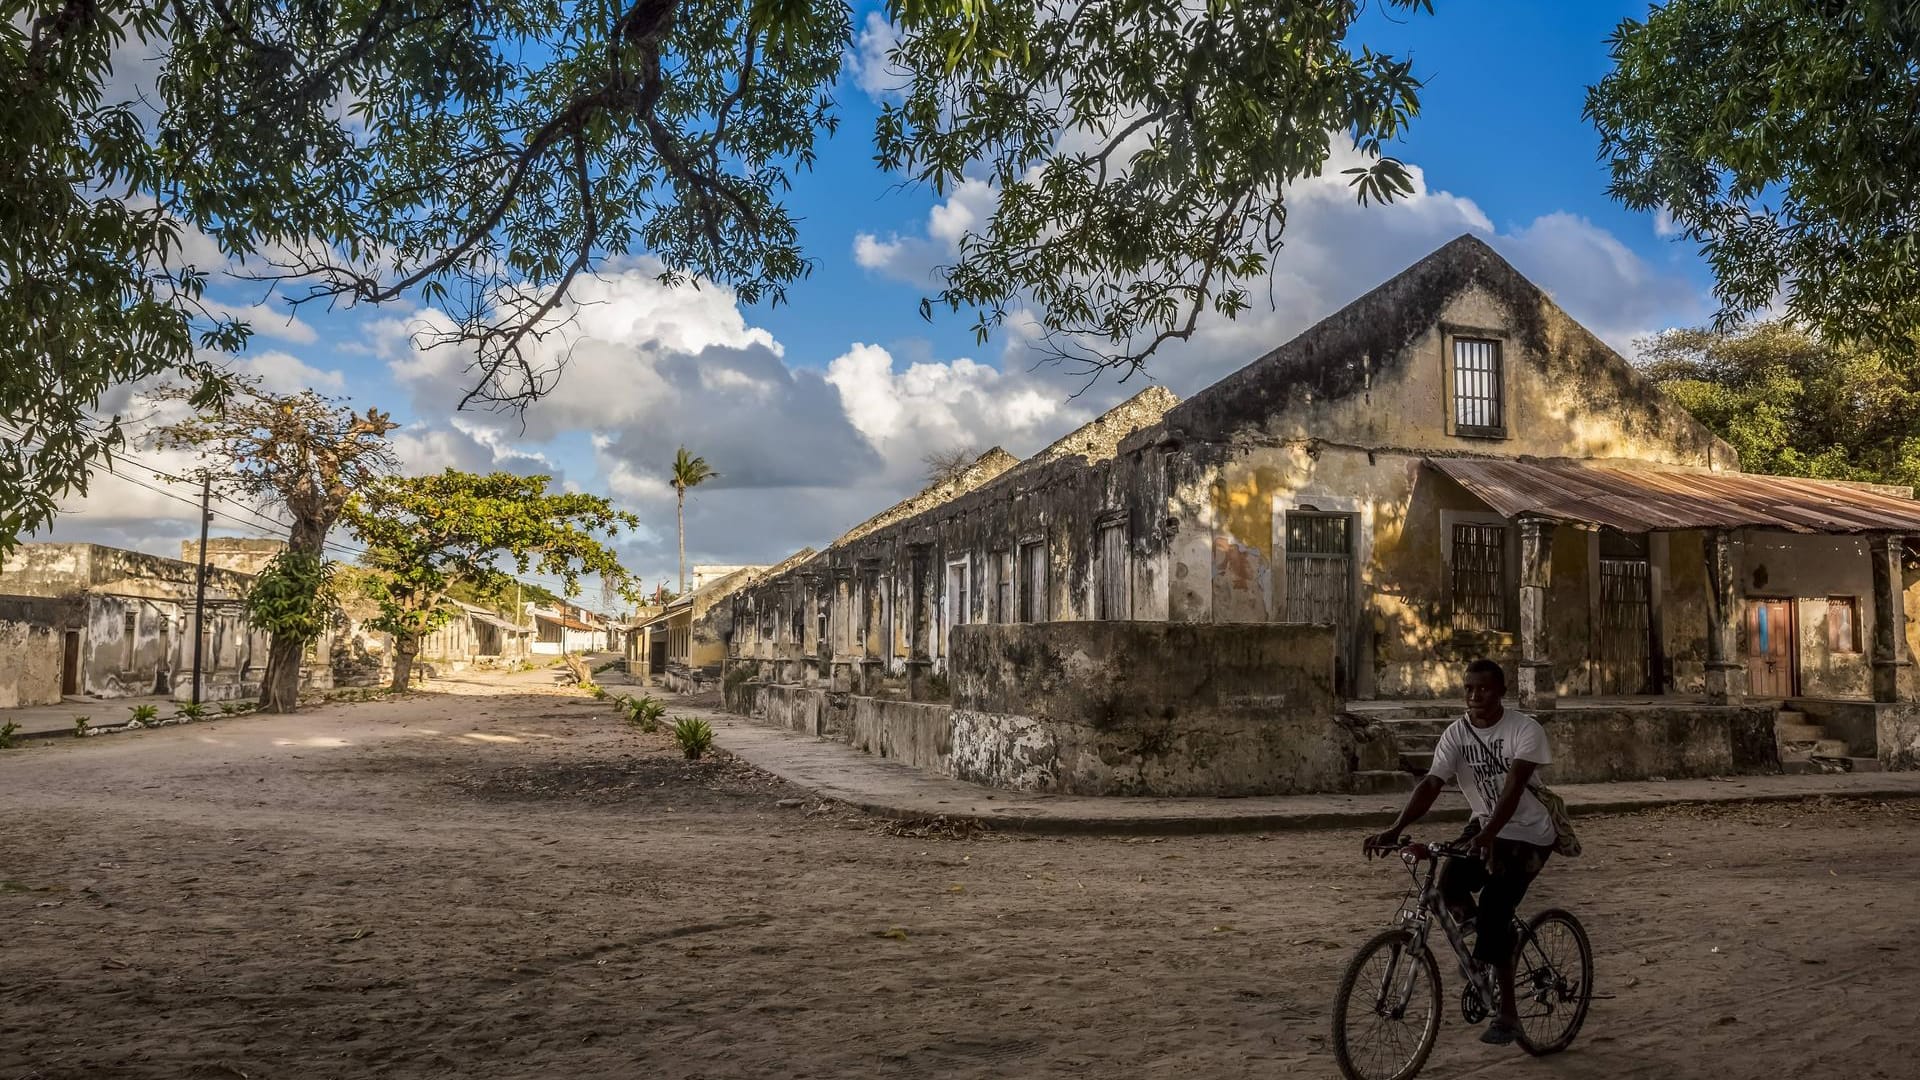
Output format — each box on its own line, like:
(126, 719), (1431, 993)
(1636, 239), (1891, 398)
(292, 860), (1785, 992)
(830, 570), (854, 693)
(1703, 528), (1745, 705)
(1869, 534), (1913, 702)
(1516, 517), (1556, 711)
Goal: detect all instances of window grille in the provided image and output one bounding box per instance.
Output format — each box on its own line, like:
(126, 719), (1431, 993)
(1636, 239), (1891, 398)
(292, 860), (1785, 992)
(1453, 338), (1504, 432)
(1451, 523), (1506, 631)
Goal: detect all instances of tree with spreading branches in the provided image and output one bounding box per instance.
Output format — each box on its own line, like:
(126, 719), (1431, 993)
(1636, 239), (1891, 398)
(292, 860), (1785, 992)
(4, 0), (1435, 553)
(155, 378), (396, 711)
(343, 470), (637, 691)
(1588, 0), (1920, 351)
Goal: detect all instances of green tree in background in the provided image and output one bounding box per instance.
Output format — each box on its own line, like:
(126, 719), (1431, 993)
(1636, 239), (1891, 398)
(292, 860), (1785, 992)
(343, 470), (637, 691)
(670, 446), (716, 597)
(3, 0), (1434, 553)
(1589, 1), (1920, 351)
(1639, 322), (1920, 490)
(156, 378), (396, 713)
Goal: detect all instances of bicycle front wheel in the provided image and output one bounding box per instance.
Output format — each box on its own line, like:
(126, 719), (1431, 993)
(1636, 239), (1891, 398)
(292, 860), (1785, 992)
(1332, 928), (1443, 1080)
(1513, 908), (1594, 1056)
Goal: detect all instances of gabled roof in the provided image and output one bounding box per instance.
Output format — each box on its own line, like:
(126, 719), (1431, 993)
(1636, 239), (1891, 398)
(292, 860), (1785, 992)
(976, 386), (1179, 495)
(1159, 234), (1721, 453)
(830, 447), (1022, 549)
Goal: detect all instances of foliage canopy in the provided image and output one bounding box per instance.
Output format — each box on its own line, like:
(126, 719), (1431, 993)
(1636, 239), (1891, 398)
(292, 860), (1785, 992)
(343, 469), (637, 688)
(4, 0), (1434, 553)
(1639, 322), (1920, 491)
(1588, 0), (1920, 350)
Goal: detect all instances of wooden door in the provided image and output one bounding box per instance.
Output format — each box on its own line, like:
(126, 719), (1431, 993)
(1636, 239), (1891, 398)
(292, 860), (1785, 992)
(1283, 513), (1354, 693)
(1595, 558), (1653, 694)
(61, 630), (81, 696)
(1745, 599), (1796, 698)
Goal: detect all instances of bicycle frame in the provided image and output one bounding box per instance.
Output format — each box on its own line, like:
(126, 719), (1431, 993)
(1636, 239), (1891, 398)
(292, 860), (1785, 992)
(1381, 842), (1497, 1011)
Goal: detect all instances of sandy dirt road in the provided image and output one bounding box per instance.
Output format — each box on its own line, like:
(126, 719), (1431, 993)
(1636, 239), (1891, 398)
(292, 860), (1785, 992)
(2, 678), (1917, 1079)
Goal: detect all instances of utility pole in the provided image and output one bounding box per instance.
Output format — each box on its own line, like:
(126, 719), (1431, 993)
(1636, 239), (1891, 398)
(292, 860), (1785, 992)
(190, 476), (211, 705)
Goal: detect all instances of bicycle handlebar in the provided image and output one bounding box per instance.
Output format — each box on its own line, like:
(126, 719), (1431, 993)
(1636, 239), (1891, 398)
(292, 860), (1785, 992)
(1366, 835), (1477, 862)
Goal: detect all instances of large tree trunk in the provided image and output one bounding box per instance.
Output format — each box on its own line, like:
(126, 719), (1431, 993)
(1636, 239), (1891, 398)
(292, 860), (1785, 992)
(258, 515), (329, 713)
(677, 488), (686, 595)
(391, 636), (419, 692)
(258, 636), (305, 713)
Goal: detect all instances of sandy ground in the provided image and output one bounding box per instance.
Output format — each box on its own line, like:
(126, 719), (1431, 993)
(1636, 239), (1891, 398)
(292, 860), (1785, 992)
(3, 673), (1918, 1080)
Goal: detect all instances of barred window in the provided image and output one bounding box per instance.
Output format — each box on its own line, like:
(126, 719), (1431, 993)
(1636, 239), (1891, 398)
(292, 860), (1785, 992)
(1453, 338), (1504, 433)
(1451, 523), (1506, 631)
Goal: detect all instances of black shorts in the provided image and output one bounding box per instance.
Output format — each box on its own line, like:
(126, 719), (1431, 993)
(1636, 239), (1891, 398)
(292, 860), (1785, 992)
(1439, 820), (1552, 965)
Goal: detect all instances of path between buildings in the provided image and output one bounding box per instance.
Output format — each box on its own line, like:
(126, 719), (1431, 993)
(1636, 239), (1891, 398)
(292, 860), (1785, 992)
(683, 702), (1920, 835)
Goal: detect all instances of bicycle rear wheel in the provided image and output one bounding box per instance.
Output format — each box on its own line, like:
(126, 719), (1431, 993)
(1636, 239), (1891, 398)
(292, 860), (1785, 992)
(1332, 928), (1443, 1080)
(1513, 908), (1593, 1055)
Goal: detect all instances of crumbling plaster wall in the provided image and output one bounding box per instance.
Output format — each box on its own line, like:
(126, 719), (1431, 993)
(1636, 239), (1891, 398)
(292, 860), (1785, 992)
(948, 621), (1348, 795)
(1737, 533), (1874, 700)
(1155, 265), (1737, 701)
(0, 596), (72, 707)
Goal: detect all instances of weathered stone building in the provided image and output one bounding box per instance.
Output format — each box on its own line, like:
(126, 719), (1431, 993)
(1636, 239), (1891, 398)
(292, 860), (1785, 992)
(0, 543), (271, 705)
(716, 236), (1920, 794)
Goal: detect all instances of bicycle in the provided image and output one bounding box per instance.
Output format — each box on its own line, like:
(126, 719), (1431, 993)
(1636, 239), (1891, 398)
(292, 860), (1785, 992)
(1330, 836), (1594, 1080)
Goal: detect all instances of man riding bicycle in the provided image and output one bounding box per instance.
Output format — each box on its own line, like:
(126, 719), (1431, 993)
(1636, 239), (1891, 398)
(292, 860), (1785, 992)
(1364, 658), (1558, 1048)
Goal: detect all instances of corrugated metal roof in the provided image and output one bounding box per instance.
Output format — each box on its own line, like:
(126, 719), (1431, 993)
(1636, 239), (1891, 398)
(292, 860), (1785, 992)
(1429, 457), (1920, 534)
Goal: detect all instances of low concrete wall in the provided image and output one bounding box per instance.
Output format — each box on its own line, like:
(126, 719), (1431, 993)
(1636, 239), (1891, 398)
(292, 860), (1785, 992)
(759, 684), (828, 737)
(948, 622), (1351, 796)
(850, 697), (952, 773)
(1540, 705), (1777, 783)
(1877, 704), (1920, 769)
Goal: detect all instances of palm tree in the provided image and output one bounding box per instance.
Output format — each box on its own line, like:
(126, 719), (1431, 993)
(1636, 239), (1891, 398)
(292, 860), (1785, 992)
(670, 446), (717, 595)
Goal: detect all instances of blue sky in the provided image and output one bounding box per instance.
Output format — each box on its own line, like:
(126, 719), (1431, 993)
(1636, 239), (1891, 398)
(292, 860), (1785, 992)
(51, 2), (1721, 602)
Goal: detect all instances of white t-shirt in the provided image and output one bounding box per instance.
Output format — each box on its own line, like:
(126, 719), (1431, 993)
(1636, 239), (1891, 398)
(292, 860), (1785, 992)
(1427, 710), (1557, 847)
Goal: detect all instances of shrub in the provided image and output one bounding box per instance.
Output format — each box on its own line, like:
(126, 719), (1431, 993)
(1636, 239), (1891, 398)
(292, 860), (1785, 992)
(174, 703), (208, 722)
(625, 695), (668, 733)
(0, 721), (20, 749)
(73, 716), (91, 737)
(672, 717), (715, 759)
(583, 681), (605, 699)
(128, 704), (160, 726)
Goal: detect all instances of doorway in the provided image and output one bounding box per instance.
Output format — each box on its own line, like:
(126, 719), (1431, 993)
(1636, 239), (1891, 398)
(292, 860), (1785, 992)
(1594, 531), (1654, 694)
(61, 630), (81, 696)
(1745, 598), (1797, 698)
(1282, 511), (1356, 694)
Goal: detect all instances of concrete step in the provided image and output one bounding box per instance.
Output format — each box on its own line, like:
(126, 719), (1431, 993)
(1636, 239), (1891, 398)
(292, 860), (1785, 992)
(1394, 732), (1444, 752)
(1775, 709), (1808, 724)
(1347, 704), (1464, 723)
(1774, 722), (1827, 742)
(1352, 770), (1420, 795)
(1399, 751), (1435, 775)
(1782, 755), (1884, 775)
(1375, 717), (1454, 737)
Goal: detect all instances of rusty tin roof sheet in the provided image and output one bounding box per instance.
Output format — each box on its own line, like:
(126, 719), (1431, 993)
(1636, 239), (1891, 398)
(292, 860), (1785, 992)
(1428, 457), (1920, 534)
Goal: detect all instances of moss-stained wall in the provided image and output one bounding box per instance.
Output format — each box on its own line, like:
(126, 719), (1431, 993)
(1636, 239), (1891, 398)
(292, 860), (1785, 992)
(948, 621), (1350, 795)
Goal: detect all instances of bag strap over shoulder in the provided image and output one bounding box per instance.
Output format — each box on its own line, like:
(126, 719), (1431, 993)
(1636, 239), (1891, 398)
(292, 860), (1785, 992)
(1457, 715), (1548, 799)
